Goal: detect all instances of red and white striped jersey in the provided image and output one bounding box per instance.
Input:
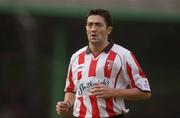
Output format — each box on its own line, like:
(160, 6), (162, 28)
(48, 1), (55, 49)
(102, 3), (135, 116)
(64, 42), (151, 118)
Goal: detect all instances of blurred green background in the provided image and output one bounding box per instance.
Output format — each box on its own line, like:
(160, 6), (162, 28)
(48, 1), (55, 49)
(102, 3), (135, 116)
(0, 0), (180, 118)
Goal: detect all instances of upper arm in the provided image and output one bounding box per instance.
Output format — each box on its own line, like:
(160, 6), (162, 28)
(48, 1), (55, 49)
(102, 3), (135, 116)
(125, 52), (151, 92)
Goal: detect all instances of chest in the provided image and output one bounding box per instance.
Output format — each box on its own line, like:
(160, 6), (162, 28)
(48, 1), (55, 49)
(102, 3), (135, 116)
(72, 52), (122, 81)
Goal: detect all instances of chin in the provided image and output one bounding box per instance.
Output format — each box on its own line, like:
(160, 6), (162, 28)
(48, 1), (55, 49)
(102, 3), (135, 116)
(90, 37), (98, 41)
(90, 40), (99, 44)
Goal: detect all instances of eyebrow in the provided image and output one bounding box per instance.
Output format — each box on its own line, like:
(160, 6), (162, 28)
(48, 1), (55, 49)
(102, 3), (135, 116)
(87, 22), (103, 25)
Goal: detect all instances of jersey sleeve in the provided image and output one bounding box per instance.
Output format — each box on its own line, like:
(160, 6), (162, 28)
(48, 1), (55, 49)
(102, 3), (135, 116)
(64, 56), (77, 93)
(125, 52), (151, 92)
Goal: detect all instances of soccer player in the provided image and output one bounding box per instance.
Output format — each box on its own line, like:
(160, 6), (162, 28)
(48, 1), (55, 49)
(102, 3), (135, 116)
(56, 8), (151, 118)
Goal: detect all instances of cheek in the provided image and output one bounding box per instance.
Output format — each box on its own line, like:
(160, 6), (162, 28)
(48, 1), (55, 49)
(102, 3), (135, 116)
(86, 31), (89, 36)
(86, 29), (90, 34)
(99, 31), (107, 37)
(86, 31), (91, 39)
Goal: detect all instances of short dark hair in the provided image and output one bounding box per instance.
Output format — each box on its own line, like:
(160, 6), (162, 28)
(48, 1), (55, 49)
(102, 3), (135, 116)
(87, 9), (112, 27)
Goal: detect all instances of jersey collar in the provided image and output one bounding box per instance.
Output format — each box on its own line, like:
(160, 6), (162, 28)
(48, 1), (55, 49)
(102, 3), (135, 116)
(86, 39), (114, 54)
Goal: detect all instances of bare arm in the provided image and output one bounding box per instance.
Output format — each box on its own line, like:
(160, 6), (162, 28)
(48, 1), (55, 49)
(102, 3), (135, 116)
(56, 92), (75, 115)
(91, 84), (151, 100)
(64, 92), (76, 107)
(113, 87), (151, 100)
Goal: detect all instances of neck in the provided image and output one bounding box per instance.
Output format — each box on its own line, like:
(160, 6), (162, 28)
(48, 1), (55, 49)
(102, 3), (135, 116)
(89, 40), (109, 56)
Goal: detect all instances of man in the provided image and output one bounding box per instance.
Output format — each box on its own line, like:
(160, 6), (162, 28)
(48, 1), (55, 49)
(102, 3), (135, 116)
(56, 9), (151, 118)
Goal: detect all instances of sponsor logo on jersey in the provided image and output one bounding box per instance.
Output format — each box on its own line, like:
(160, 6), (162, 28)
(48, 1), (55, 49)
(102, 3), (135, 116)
(78, 79), (109, 95)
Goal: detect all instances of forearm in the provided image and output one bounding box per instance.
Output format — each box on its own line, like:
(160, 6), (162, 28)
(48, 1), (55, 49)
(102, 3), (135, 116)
(64, 92), (75, 107)
(114, 88), (151, 100)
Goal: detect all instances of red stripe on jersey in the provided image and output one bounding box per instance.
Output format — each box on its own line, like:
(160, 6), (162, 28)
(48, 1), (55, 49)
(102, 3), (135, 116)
(104, 51), (116, 78)
(126, 62), (136, 88)
(66, 66), (75, 91)
(77, 71), (82, 80)
(79, 51), (85, 64)
(88, 59), (98, 77)
(130, 52), (145, 78)
(114, 64), (122, 102)
(89, 95), (100, 118)
(114, 66), (122, 88)
(78, 97), (86, 118)
(105, 98), (116, 117)
(77, 51), (85, 80)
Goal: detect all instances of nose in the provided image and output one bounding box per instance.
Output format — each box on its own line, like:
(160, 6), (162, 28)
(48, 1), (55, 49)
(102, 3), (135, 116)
(90, 24), (97, 31)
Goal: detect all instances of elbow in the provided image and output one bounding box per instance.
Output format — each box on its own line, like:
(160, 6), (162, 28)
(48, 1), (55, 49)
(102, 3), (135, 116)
(137, 88), (151, 100)
(144, 92), (151, 100)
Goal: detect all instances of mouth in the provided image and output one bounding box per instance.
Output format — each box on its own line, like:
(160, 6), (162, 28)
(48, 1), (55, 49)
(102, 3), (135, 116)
(91, 34), (97, 38)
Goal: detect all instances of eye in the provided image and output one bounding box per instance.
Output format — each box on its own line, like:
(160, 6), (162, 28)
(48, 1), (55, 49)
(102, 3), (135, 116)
(87, 23), (93, 27)
(86, 22), (104, 28)
(95, 23), (103, 27)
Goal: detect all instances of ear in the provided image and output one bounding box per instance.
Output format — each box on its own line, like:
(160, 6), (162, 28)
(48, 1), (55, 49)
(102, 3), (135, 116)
(107, 27), (113, 34)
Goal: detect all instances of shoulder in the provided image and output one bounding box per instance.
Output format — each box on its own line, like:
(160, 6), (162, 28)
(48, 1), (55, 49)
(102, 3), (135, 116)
(112, 44), (140, 65)
(111, 44), (131, 56)
(111, 44), (137, 67)
(70, 46), (87, 62)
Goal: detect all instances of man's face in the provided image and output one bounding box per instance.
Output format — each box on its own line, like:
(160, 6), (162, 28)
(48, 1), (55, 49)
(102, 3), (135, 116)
(86, 15), (112, 44)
